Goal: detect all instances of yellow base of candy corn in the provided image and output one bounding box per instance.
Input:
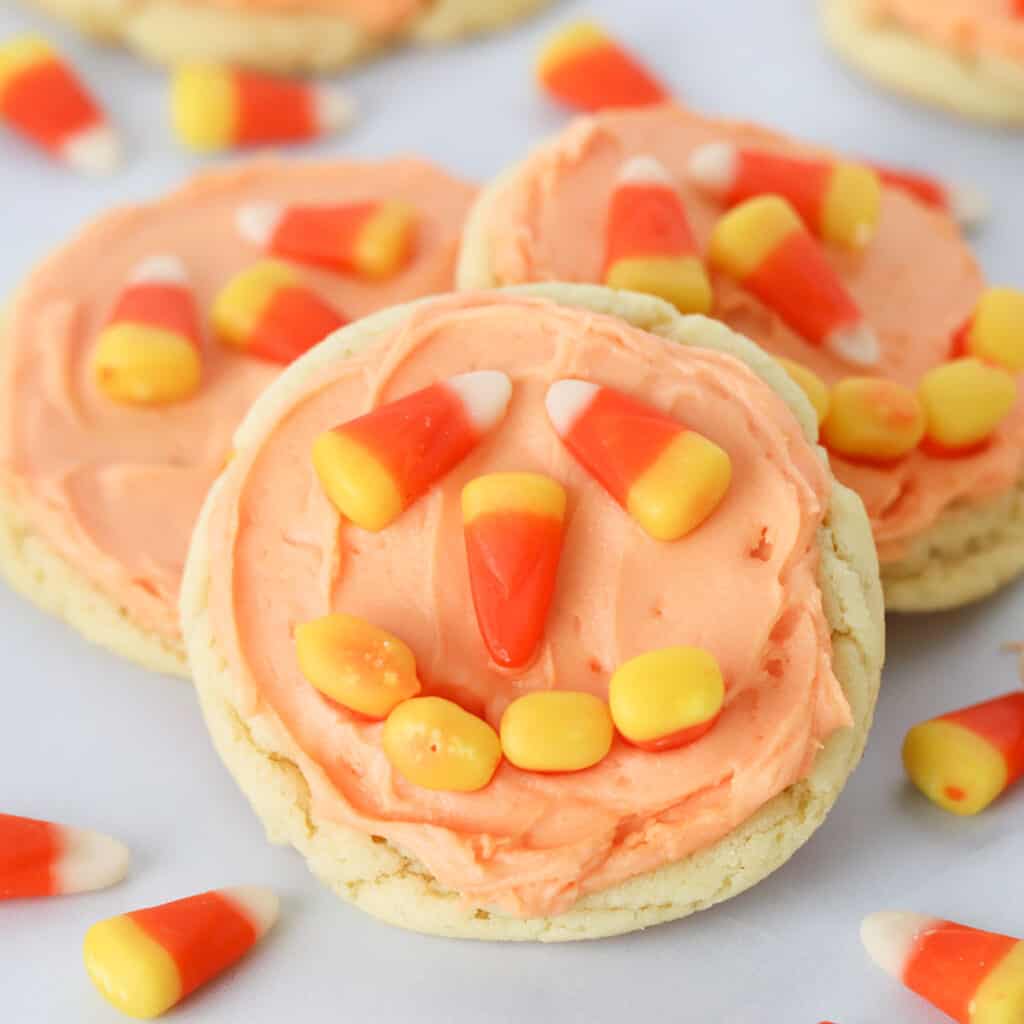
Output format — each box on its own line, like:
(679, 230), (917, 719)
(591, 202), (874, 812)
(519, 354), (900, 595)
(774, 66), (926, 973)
(91, 324), (201, 405)
(605, 256), (713, 315)
(311, 429), (403, 532)
(822, 162), (881, 249)
(171, 65), (236, 152)
(974, 941), (1024, 1024)
(354, 202), (417, 280)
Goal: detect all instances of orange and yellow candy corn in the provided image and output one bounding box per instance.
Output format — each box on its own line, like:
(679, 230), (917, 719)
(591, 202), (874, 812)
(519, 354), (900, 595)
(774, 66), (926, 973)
(688, 143), (881, 249)
(84, 887), (277, 1019)
(603, 156), (712, 314)
(536, 21), (668, 112)
(868, 161), (989, 229)
(952, 287), (1024, 373)
(92, 256), (202, 405)
(0, 814), (129, 899)
(313, 370), (512, 532)
(171, 64), (354, 153)
(822, 378), (925, 463)
(903, 690), (1024, 815)
(609, 647), (725, 752)
(295, 613), (421, 718)
(775, 357), (831, 425)
(238, 200), (418, 280)
(0, 36), (119, 174)
(383, 696), (501, 792)
(709, 195), (880, 368)
(546, 380), (731, 542)
(919, 358), (1017, 457)
(212, 260), (346, 365)
(862, 912), (1024, 1024)
(462, 473), (566, 670)
(500, 691), (614, 773)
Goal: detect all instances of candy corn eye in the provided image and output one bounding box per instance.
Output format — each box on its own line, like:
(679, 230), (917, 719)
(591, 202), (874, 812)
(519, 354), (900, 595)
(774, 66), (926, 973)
(821, 378), (925, 462)
(546, 380), (731, 542)
(312, 370), (512, 532)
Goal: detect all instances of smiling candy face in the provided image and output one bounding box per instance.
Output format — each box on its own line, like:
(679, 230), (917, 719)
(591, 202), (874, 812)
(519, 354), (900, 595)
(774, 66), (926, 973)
(206, 291), (851, 918)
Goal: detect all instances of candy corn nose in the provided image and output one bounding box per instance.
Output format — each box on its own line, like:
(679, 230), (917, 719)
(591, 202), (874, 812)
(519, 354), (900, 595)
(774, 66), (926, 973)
(861, 911), (937, 978)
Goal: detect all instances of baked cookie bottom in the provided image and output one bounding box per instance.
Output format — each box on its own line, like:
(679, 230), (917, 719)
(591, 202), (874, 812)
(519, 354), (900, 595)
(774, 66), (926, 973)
(820, 0), (1024, 128)
(180, 284), (885, 941)
(20, 0), (554, 73)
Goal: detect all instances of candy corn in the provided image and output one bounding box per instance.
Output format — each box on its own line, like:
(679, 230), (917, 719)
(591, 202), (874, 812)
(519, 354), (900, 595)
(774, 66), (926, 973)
(0, 814), (129, 899)
(92, 256), (202, 405)
(212, 261), (346, 365)
(462, 473), (566, 669)
(903, 691), (1024, 815)
(238, 200), (418, 280)
(171, 64), (354, 153)
(952, 287), (1024, 373)
(822, 378), (925, 463)
(0, 36), (119, 174)
(775, 357), (831, 425)
(500, 691), (614, 772)
(546, 380), (731, 542)
(709, 196), (880, 367)
(688, 143), (881, 249)
(868, 162), (989, 229)
(536, 21), (668, 112)
(919, 358), (1017, 457)
(84, 887), (277, 1019)
(313, 371), (512, 532)
(862, 912), (1024, 1024)
(603, 156), (712, 314)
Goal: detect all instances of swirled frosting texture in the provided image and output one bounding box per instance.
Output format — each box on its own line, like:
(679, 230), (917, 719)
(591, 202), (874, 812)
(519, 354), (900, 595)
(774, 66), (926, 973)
(481, 106), (1024, 561)
(0, 160), (476, 641)
(207, 292), (850, 918)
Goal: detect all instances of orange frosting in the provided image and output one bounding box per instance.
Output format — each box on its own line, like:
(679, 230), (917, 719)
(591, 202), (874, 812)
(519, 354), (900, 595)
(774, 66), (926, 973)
(482, 106), (1024, 561)
(865, 0), (1024, 65)
(182, 0), (425, 33)
(0, 160), (475, 641)
(206, 291), (849, 918)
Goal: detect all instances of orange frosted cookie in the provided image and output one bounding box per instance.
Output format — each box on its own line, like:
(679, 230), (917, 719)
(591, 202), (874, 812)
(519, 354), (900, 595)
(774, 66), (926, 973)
(458, 105), (1024, 611)
(181, 284), (882, 940)
(0, 158), (476, 675)
(821, 0), (1024, 127)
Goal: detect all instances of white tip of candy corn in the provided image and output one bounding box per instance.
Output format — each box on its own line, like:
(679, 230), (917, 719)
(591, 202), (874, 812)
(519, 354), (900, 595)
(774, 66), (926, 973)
(62, 124), (121, 176)
(55, 826), (131, 895)
(861, 912), (936, 978)
(687, 141), (737, 193)
(237, 202), (284, 248)
(618, 155), (674, 187)
(545, 379), (600, 438)
(314, 89), (357, 135)
(221, 886), (279, 937)
(447, 371), (512, 433)
(129, 254), (189, 285)
(827, 323), (880, 368)
(946, 181), (990, 230)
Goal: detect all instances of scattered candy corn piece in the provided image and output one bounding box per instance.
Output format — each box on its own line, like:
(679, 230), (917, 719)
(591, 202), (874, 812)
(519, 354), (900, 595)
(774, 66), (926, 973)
(536, 21), (668, 112)
(84, 887), (277, 1019)
(0, 36), (120, 174)
(919, 358), (1017, 457)
(609, 647), (725, 752)
(91, 256), (202, 405)
(383, 696), (501, 792)
(952, 287), (1024, 373)
(868, 162), (989, 229)
(775, 356), (831, 425)
(689, 143), (881, 249)
(462, 473), (566, 669)
(0, 813), (129, 899)
(171, 64), (354, 153)
(822, 378), (925, 463)
(237, 200), (418, 280)
(295, 613), (421, 718)
(709, 195), (880, 368)
(603, 156), (713, 314)
(211, 260), (346, 365)
(903, 690), (1024, 815)
(313, 370), (512, 532)
(500, 691), (614, 772)
(546, 380), (731, 542)
(862, 912), (1024, 1024)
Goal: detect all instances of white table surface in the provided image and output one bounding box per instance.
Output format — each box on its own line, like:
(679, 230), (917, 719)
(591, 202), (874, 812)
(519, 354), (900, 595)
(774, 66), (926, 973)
(1, 2), (1023, 1021)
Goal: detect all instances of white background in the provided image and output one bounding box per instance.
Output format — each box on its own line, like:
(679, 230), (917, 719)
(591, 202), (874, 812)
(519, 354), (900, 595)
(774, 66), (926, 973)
(1, 2), (1023, 1021)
